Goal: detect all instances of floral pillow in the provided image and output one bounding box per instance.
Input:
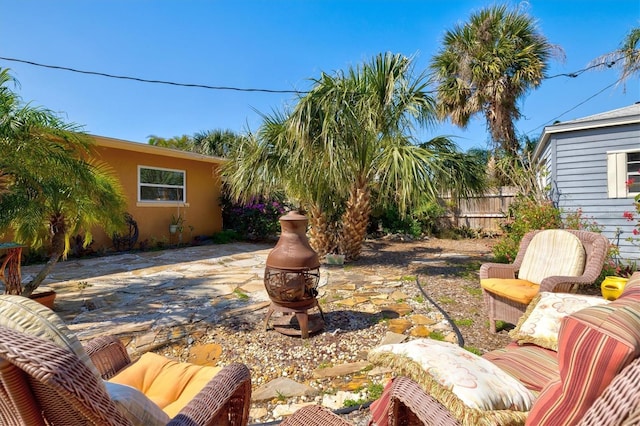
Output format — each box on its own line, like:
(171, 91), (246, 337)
(510, 292), (609, 351)
(368, 339), (535, 425)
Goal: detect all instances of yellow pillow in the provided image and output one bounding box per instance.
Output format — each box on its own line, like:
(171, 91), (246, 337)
(109, 352), (222, 418)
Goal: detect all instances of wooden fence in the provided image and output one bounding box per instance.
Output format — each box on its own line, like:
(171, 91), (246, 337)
(439, 187), (517, 233)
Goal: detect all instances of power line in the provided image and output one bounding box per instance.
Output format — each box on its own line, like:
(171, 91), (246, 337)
(0, 55), (623, 95)
(0, 56), (308, 94)
(0, 55), (630, 141)
(524, 77), (623, 135)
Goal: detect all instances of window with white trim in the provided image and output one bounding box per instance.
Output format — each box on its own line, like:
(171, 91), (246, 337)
(138, 166), (185, 202)
(608, 150), (640, 198)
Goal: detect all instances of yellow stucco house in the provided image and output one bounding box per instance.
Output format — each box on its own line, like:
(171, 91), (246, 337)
(89, 135), (225, 251)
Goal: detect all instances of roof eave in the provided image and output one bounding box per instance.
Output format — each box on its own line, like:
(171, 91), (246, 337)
(90, 134), (227, 164)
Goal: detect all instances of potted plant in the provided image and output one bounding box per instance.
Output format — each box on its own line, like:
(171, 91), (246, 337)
(169, 213), (184, 234)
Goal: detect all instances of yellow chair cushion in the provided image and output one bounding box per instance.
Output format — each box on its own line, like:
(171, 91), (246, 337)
(109, 352), (222, 418)
(481, 278), (539, 305)
(518, 230), (586, 284)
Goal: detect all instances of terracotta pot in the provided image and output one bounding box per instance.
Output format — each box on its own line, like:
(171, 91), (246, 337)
(29, 290), (57, 309)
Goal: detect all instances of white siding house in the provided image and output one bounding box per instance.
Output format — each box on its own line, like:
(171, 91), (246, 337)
(533, 104), (640, 263)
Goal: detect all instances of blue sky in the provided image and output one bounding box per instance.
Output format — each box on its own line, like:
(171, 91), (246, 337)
(1, 0), (638, 152)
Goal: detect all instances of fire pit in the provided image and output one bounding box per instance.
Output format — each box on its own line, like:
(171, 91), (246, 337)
(263, 211), (324, 338)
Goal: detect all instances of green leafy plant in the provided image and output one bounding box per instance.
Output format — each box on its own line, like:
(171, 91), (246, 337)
(463, 285), (482, 296)
(233, 288), (249, 300)
(493, 197), (562, 263)
(454, 318), (473, 327)
(465, 346), (483, 356)
(623, 192), (640, 249)
(429, 330), (446, 341)
(211, 230), (240, 244)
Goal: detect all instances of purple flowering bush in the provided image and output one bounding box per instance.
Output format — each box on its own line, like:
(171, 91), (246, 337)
(220, 193), (290, 241)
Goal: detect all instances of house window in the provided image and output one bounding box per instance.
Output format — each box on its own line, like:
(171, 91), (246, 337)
(627, 152), (640, 194)
(138, 166), (185, 202)
(608, 150), (640, 198)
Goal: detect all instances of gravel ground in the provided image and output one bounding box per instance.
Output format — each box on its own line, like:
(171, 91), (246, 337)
(161, 236), (514, 425)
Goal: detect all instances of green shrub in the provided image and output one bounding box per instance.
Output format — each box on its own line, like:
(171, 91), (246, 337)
(493, 197), (562, 263)
(219, 193), (291, 241)
(211, 230), (240, 244)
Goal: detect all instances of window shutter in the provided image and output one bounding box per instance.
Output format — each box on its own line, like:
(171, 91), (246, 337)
(607, 152), (627, 198)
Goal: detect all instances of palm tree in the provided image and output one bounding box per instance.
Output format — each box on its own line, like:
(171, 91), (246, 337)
(192, 129), (240, 157)
(0, 68), (127, 296)
(589, 25), (640, 87)
(430, 4), (555, 156)
(147, 134), (193, 150)
(225, 53), (485, 261)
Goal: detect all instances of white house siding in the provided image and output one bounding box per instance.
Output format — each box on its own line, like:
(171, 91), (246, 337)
(546, 123), (639, 263)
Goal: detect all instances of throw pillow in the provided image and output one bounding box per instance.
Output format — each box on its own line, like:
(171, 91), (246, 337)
(105, 381), (170, 426)
(368, 339), (535, 425)
(0, 295), (104, 381)
(509, 292), (609, 351)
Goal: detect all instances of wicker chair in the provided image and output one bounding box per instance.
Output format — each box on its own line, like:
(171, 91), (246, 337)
(480, 229), (609, 332)
(0, 326), (251, 425)
(369, 357), (640, 426)
(279, 405), (351, 426)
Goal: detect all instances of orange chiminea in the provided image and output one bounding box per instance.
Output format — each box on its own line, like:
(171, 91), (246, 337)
(263, 211), (324, 338)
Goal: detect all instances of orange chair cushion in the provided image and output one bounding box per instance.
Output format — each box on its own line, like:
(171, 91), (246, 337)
(481, 278), (539, 305)
(109, 352), (222, 418)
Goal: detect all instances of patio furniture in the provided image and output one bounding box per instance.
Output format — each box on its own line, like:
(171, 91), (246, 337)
(0, 295), (251, 425)
(279, 405), (351, 425)
(375, 272), (640, 425)
(0, 242), (24, 295)
(480, 229), (609, 332)
(284, 272), (640, 425)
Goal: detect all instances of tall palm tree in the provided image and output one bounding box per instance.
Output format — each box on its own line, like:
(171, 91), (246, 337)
(0, 68), (127, 296)
(224, 53), (484, 261)
(430, 4), (555, 156)
(589, 25), (640, 87)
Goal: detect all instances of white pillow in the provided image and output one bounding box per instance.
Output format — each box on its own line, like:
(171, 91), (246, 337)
(105, 381), (170, 426)
(510, 292), (610, 350)
(369, 339), (535, 424)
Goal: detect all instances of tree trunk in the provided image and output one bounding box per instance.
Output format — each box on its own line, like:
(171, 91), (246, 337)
(21, 215), (66, 297)
(308, 204), (336, 258)
(339, 178), (371, 261)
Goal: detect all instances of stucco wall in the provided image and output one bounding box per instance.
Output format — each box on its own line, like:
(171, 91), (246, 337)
(89, 138), (223, 251)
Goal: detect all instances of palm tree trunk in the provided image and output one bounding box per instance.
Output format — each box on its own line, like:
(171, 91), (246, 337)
(22, 214), (66, 297)
(308, 204), (335, 258)
(339, 178), (371, 261)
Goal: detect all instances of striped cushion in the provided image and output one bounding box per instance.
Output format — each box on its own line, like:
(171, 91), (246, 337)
(518, 230), (586, 284)
(526, 298), (640, 425)
(620, 274), (640, 300)
(484, 343), (559, 392)
(0, 295), (103, 381)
